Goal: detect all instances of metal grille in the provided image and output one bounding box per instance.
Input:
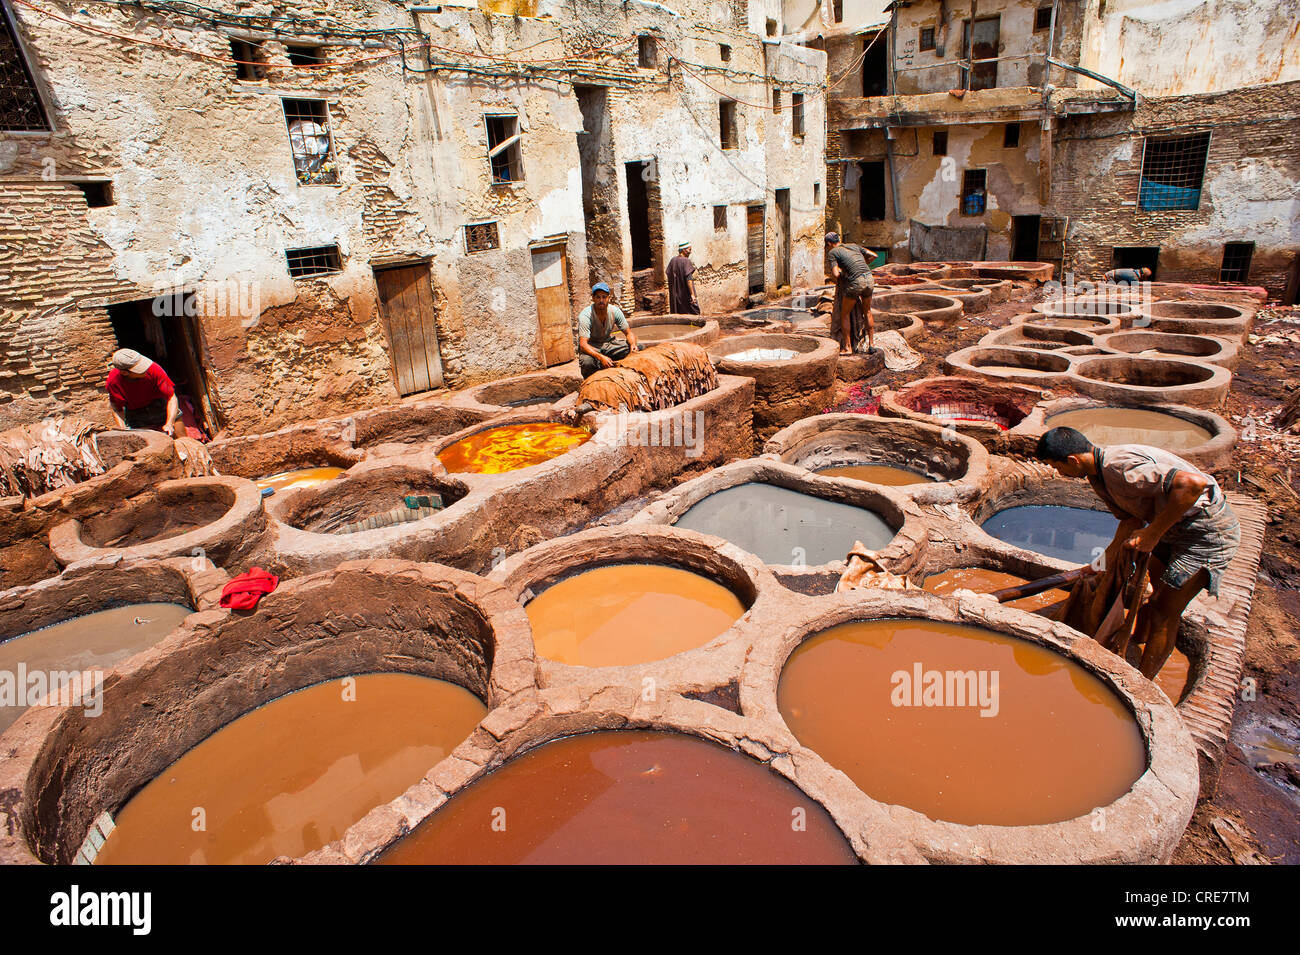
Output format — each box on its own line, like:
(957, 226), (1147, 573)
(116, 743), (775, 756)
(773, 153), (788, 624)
(1, 3), (48, 131)
(919, 26), (935, 51)
(713, 205), (727, 230)
(961, 169), (987, 216)
(1035, 6), (1053, 31)
(486, 114), (523, 184)
(1139, 132), (1210, 211)
(465, 221), (499, 253)
(1220, 242), (1254, 283)
(285, 245), (342, 278)
(282, 98), (337, 184)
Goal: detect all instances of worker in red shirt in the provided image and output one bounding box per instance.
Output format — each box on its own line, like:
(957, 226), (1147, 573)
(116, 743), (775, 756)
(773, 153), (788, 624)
(105, 349), (180, 437)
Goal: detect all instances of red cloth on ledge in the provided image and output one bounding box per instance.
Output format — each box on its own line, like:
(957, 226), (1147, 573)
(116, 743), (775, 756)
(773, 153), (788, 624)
(220, 567), (279, 610)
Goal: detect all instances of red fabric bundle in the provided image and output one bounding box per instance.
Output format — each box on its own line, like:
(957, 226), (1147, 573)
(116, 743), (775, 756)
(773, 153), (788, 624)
(220, 567), (280, 611)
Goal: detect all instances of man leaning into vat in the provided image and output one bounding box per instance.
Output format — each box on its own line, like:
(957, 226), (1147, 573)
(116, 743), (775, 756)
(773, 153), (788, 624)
(1034, 427), (1240, 680)
(577, 282), (641, 378)
(825, 233), (875, 356)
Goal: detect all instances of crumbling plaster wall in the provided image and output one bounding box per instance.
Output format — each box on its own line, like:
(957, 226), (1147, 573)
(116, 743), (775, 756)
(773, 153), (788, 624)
(831, 121), (1042, 260)
(1078, 0), (1300, 96)
(1051, 81), (1300, 295)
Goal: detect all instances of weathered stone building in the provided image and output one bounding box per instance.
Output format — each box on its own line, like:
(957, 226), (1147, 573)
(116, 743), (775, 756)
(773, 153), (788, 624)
(0, 0), (826, 435)
(810, 0), (1300, 297)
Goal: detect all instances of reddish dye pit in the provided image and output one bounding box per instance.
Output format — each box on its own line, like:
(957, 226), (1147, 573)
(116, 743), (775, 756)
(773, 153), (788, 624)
(437, 423), (591, 474)
(380, 731), (858, 864)
(923, 567), (1068, 613)
(94, 674), (486, 865)
(778, 619), (1147, 826)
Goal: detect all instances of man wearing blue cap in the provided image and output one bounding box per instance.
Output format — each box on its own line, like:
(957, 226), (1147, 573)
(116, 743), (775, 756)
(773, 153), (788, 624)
(577, 282), (640, 378)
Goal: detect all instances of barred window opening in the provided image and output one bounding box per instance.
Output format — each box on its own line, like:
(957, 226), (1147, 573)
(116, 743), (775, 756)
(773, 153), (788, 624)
(1, 2), (49, 131)
(282, 98), (337, 185)
(286, 244), (342, 278)
(486, 114), (523, 184)
(1139, 132), (1210, 211)
(465, 221), (500, 253)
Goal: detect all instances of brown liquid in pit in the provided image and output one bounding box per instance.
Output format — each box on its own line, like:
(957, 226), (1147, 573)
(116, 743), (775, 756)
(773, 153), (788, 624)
(778, 619), (1147, 826)
(380, 730), (857, 864)
(818, 464), (933, 486)
(438, 423), (591, 474)
(1046, 408), (1212, 453)
(526, 564), (745, 667)
(94, 673), (486, 865)
(0, 603), (191, 734)
(256, 466), (346, 494)
(923, 567), (1068, 614)
(1125, 644), (1192, 704)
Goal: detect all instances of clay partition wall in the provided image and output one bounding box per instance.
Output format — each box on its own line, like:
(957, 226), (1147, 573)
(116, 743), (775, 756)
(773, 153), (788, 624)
(878, 375), (1046, 448)
(707, 334), (839, 442)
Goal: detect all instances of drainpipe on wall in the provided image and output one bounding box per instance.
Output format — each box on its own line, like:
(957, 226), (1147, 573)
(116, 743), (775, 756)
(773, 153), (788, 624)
(885, 128), (902, 223)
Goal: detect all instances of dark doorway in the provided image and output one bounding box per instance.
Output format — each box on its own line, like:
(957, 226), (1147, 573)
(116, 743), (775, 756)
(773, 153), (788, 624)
(1012, 215), (1040, 261)
(862, 32), (889, 96)
(1112, 246), (1160, 277)
(625, 160), (653, 272)
(859, 161), (887, 221)
(962, 15), (1000, 90)
(107, 296), (220, 438)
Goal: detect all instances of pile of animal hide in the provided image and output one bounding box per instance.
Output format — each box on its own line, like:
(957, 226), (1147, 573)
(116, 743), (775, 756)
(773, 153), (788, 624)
(578, 342), (717, 412)
(0, 417), (107, 497)
(836, 545), (918, 593)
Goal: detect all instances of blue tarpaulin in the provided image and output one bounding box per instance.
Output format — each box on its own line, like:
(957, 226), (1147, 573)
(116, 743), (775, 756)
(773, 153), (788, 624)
(1139, 179), (1201, 210)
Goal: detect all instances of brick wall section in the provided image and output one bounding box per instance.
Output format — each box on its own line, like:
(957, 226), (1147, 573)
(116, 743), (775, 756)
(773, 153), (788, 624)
(1053, 81), (1300, 297)
(0, 183), (132, 426)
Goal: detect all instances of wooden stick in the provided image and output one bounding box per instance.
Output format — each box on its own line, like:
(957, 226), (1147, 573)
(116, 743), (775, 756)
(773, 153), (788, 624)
(990, 566), (1089, 603)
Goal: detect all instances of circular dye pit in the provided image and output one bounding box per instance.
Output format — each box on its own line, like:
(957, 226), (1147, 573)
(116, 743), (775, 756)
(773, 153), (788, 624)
(1129, 645), (1192, 705)
(1045, 407), (1211, 453)
(256, 466), (346, 494)
(726, 347), (798, 362)
(778, 619), (1146, 826)
(94, 673), (486, 865)
(379, 730), (857, 864)
(437, 423), (591, 474)
(525, 564), (745, 667)
(634, 323), (705, 341)
(0, 603), (191, 734)
(981, 505), (1118, 565)
(673, 482), (896, 565)
(923, 567), (1067, 614)
(80, 484), (235, 549)
(817, 464), (933, 487)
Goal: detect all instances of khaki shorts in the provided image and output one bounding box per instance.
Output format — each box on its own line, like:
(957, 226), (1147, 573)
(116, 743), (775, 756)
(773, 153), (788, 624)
(843, 274), (873, 298)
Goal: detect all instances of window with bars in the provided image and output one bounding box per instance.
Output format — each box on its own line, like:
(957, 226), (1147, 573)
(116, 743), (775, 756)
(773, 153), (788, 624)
(286, 44), (324, 66)
(1139, 132), (1210, 211)
(1220, 242), (1254, 283)
(720, 44), (731, 63)
(713, 204), (727, 230)
(230, 38), (266, 80)
(1004, 122), (1020, 148)
(282, 98), (337, 184)
(465, 221), (500, 253)
(637, 35), (656, 68)
(791, 93), (805, 138)
(486, 114), (523, 184)
(772, 88), (782, 112)
(919, 26), (936, 51)
(286, 245), (342, 278)
(1, 1), (49, 131)
(933, 129), (947, 156)
(961, 169), (987, 216)
(1035, 6), (1053, 31)
(719, 100), (737, 150)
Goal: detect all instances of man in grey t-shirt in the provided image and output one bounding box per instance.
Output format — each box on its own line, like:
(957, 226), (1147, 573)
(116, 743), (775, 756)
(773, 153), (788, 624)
(825, 233), (875, 355)
(577, 282), (641, 378)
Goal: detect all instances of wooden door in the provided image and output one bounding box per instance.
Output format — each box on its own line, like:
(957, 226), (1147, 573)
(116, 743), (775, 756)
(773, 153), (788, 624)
(374, 264), (444, 395)
(1037, 216), (1068, 277)
(532, 244), (576, 366)
(774, 189), (791, 288)
(746, 204), (765, 294)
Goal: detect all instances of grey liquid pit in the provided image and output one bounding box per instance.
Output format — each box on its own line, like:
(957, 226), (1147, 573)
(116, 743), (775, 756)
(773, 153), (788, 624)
(0, 602), (192, 733)
(981, 505), (1118, 566)
(673, 482), (895, 565)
